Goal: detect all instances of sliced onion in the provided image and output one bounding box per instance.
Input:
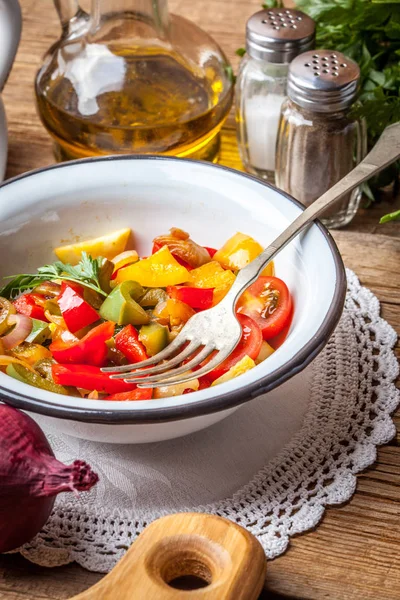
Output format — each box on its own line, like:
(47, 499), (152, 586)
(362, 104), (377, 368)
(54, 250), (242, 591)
(49, 323), (77, 344)
(153, 228), (210, 268)
(0, 355), (36, 373)
(0, 298), (16, 336)
(153, 374), (199, 398)
(33, 281), (61, 297)
(61, 330), (79, 344)
(112, 250), (139, 270)
(44, 310), (66, 328)
(2, 315), (32, 350)
(77, 387), (92, 398)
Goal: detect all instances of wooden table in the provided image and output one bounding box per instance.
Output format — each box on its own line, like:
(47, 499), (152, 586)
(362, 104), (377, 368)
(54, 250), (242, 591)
(1, 1), (399, 598)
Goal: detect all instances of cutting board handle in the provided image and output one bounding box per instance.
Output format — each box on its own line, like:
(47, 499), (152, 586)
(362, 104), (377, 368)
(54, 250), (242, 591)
(70, 513), (266, 599)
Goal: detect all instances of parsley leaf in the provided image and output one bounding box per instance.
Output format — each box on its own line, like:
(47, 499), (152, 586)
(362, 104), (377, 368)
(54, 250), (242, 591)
(380, 209), (400, 224)
(296, 0), (400, 201)
(262, 0), (283, 8)
(0, 252), (108, 300)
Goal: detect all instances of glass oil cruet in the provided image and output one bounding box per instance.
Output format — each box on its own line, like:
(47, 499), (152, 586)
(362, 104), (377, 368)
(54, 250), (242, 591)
(35, 0), (234, 162)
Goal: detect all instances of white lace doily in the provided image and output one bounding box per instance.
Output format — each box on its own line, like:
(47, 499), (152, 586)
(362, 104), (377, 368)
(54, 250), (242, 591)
(18, 269), (399, 573)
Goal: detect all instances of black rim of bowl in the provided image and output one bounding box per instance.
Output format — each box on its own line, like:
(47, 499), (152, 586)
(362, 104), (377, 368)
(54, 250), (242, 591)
(0, 155), (346, 424)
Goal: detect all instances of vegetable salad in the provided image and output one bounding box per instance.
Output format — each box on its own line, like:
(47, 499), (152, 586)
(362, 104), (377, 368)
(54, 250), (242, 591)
(0, 228), (293, 400)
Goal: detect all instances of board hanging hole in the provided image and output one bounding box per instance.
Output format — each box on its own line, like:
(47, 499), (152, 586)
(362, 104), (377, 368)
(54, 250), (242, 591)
(168, 574), (210, 590)
(163, 557), (213, 590)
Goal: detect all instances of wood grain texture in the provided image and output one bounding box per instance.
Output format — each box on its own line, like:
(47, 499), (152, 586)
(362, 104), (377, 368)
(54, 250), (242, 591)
(69, 513), (266, 599)
(0, 0), (399, 599)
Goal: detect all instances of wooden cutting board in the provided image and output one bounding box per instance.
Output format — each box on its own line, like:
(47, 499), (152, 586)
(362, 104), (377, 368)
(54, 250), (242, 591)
(69, 513), (267, 599)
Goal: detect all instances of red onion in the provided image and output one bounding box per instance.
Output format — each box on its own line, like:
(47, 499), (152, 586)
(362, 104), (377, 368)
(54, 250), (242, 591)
(0, 404), (98, 552)
(2, 314), (32, 350)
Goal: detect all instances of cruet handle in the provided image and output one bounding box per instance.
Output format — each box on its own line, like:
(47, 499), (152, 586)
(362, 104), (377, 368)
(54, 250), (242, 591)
(54, 0), (87, 34)
(0, 0), (22, 92)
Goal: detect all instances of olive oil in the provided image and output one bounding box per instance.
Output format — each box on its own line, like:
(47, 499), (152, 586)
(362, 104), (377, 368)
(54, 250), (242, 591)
(36, 50), (233, 162)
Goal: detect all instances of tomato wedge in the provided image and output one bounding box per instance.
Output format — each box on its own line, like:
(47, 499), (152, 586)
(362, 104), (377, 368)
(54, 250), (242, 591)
(207, 314), (262, 382)
(237, 276), (292, 341)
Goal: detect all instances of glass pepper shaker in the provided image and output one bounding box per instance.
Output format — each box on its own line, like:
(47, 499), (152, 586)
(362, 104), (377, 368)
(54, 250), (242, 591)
(275, 50), (367, 228)
(236, 8), (315, 181)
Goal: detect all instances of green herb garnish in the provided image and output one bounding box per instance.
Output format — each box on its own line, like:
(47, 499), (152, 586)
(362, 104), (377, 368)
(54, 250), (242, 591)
(239, 0), (400, 217)
(379, 209), (400, 224)
(0, 252), (108, 300)
(296, 0), (400, 203)
(262, 0), (283, 8)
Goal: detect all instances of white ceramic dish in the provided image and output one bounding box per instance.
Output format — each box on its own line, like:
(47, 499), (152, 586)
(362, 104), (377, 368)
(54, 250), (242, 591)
(0, 0), (22, 181)
(0, 157), (346, 443)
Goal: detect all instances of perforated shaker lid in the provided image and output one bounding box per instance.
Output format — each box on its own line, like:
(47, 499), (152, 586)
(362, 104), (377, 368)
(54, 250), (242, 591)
(246, 8), (315, 64)
(287, 50), (360, 112)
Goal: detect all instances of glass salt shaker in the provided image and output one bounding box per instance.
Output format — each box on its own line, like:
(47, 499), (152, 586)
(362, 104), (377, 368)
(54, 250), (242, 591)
(236, 8), (315, 181)
(275, 50), (367, 228)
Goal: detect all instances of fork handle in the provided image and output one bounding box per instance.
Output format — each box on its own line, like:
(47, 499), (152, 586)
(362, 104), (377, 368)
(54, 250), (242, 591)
(223, 122), (400, 306)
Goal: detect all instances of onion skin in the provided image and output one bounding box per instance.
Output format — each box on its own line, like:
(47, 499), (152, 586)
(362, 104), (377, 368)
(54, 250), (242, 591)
(2, 314), (32, 350)
(153, 228), (211, 268)
(0, 404), (98, 552)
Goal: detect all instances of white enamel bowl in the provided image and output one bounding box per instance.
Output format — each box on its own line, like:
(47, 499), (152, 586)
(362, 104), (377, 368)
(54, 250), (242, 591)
(0, 157), (346, 443)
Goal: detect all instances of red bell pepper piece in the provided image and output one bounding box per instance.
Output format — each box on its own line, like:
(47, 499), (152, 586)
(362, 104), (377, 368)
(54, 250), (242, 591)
(115, 324), (148, 363)
(167, 286), (214, 310)
(57, 281), (100, 334)
(152, 241), (162, 254)
(50, 321), (115, 367)
(204, 246), (217, 258)
(105, 388), (153, 401)
(14, 293), (48, 321)
(182, 376), (211, 394)
(52, 364), (138, 395)
(198, 377), (211, 389)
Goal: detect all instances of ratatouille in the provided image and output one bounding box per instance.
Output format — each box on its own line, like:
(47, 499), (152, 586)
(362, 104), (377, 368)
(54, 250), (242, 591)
(0, 228), (293, 400)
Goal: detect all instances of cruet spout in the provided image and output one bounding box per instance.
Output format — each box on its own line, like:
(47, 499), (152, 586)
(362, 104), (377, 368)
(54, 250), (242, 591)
(53, 0), (88, 35)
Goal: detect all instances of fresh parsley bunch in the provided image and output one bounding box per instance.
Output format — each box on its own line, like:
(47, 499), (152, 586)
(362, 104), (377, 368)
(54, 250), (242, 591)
(0, 252), (108, 300)
(259, 0), (400, 223)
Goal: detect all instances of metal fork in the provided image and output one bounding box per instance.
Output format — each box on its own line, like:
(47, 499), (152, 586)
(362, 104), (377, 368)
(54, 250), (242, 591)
(103, 122), (400, 388)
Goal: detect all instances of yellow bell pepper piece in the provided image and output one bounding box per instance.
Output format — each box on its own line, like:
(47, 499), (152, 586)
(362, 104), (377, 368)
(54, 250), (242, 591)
(214, 232), (274, 276)
(116, 246), (190, 287)
(211, 355), (256, 386)
(154, 376), (199, 398)
(12, 343), (52, 366)
(187, 261), (236, 305)
(255, 341), (275, 364)
(112, 250), (139, 271)
(154, 298), (195, 328)
(261, 261), (275, 277)
(55, 228), (131, 265)
(187, 261), (224, 287)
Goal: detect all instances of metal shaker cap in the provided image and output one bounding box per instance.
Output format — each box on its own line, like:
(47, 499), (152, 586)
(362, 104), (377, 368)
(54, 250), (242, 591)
(246, 9), (315, 64)
(287, 50), (360, 112)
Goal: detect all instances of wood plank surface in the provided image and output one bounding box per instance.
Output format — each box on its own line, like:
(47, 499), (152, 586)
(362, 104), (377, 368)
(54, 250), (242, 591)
(0, 1), (399, 599)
